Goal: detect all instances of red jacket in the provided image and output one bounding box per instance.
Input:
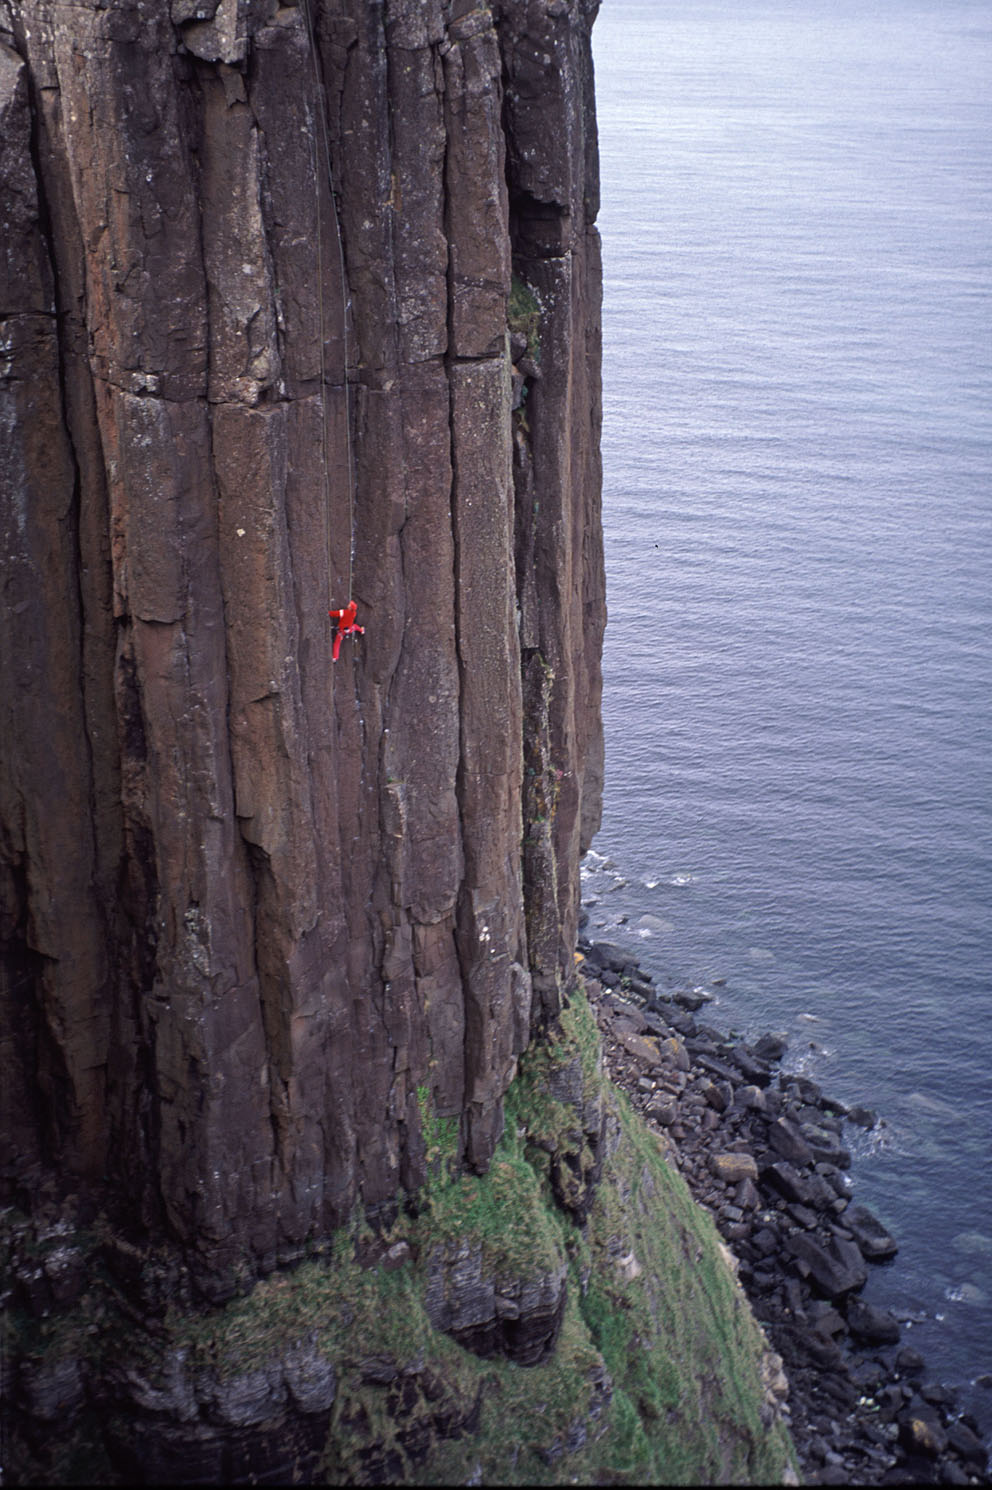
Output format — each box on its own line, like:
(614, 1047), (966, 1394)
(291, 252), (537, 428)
(329, 600), (364, 660)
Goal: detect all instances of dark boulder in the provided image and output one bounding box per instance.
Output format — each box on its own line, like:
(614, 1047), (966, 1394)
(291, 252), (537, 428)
(800, 1123), (851, 1168)
(946, 1419), (989, 1469)
(898, 1408), (947, 1459)
(727, 1043), (772, 1086)
(777, 1322), (846, 1372)
(751, 1227), (781, 1258)
(804, 1171), (844, 1212)
(895, 1345), (925, 1376)
(845, 1298), (901, 1344)
(673, 988), (709, 1012)
(919, 1381), (956, 1409)
(767, 1117), (814, 1165)
(753, 1032), (788, 1063)
(697, 1078), (732, 1112)
(787, 1232), (868, 1298)
(809, 1302), (846, 1338)
(762, 1160), (816, 1207)
(729, 1078), (768, 1114)
(585, 942), (632, 974)
(664, 1008), (698, 1038)
(844, 1203), (898, 1262)
(693, 1052), (744, 1086)
(781, 1074), (823, 1105)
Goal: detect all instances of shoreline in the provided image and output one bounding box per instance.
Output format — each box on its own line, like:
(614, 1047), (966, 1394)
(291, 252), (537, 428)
(578, 929), (991, 1486)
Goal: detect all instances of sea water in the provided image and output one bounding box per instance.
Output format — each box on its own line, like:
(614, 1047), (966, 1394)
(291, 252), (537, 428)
(590, 0), (992, 1418)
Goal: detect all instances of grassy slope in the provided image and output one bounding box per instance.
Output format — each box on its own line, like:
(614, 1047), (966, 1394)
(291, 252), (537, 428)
(412, 989), (796, 1484)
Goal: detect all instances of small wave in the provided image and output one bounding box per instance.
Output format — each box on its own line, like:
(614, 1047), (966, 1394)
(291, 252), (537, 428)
(638, 913), (675, 934)
(905, 1090), (960, 1121)
(669, 872), (694, 886)
(794, 1042), (835, 1073)
(946, 1283), (989, 1307)
(893, 1308), (928, 1326)
(846, 1117), (900, 1161)
(952, 1231), (992, 1258)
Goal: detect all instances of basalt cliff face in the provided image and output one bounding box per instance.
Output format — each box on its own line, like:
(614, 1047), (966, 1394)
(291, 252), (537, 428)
(1, 0), (605, 1286)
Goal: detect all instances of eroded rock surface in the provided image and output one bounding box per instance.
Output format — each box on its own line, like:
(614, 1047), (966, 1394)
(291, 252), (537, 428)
(424, 1236), (568, 1365)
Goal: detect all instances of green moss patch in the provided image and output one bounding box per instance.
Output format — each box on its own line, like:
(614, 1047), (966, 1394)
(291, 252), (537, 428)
(508, 273), (542, 363)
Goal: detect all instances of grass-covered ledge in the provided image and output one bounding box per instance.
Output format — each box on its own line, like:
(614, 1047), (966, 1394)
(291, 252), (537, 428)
(5, 986), (797, 1486)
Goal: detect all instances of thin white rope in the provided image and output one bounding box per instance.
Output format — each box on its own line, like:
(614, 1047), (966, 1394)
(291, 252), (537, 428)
(301, 0), (355, 603)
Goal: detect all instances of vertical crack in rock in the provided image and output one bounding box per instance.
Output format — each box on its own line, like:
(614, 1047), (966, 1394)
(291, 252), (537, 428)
(499, 0), (606, 1028)
(1, 20), (111, 1181)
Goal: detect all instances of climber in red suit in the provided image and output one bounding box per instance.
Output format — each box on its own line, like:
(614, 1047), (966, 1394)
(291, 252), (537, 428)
(329, 599), (364, 661)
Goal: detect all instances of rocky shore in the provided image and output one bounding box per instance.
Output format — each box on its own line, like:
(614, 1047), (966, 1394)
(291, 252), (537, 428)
(579, 932), (991, 1487)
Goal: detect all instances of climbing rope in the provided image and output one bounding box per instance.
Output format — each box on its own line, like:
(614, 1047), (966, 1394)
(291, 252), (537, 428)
(301, 0), (360, 658)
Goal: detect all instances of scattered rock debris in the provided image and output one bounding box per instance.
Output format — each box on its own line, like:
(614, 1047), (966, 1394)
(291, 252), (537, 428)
(580, 935), (991, 1488)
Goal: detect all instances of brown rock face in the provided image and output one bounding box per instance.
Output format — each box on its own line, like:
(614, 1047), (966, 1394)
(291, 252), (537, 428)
(1, 0), (605, 1290)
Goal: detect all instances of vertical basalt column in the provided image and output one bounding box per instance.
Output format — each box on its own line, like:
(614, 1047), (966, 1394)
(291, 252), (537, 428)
(0, 36), (110, 1180)
(500, 0), (606, 1026)
(342, 0), (466, 1196)
(444, 4), (531, 1167)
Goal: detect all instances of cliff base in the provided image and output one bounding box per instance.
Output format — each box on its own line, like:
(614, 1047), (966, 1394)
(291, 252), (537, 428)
(4, 987), (795, 1486)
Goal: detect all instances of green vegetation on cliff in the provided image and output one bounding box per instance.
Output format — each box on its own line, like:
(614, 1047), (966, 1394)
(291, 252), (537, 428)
(508, 273), (543, 365)
(5, 987), (796, 1485)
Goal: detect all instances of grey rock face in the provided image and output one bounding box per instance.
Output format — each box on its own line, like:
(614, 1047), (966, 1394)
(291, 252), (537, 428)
(424, 1237), (569, 1366)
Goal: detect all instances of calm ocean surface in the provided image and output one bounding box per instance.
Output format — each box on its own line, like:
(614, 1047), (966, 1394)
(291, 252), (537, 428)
(590, 0), (992, 1416)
